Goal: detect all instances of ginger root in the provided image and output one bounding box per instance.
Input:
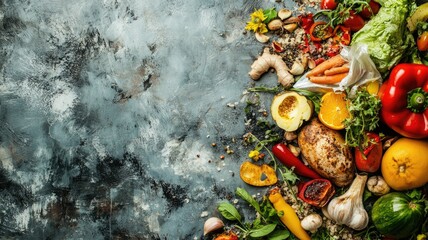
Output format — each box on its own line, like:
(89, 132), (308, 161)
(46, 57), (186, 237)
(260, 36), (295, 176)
(249, 48), (294, 87)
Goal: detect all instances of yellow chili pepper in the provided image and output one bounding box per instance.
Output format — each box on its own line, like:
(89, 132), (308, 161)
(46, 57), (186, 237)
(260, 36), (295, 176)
(268, 188), (311, 240)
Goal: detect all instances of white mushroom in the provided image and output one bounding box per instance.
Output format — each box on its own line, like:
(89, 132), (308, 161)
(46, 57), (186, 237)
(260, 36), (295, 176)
(301, 213), (323, 233)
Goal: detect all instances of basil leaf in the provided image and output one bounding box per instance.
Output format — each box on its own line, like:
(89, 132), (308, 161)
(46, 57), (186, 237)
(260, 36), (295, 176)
(217, 202), (241, 221)
(263, 8), (277, 23)
(249, 223), (277, 238)
(268, 229), (291, 240)
(236, 187), (260, 213)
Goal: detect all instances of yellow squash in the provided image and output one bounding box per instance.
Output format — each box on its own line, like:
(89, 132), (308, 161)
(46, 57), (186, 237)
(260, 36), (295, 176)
(381, 138), (428, 191)
(268, 188), (311, 240)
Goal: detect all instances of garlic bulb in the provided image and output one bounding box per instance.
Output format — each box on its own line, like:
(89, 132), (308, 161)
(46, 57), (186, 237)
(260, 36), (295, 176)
(301, 213), (323, 233)
(326, 174), (369, 230)
(203, 217), (224, 235)
(367, 175), (390, 196)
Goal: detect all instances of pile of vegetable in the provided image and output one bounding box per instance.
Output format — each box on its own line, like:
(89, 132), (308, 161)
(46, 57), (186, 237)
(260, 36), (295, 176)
(203, 0), (428, 239)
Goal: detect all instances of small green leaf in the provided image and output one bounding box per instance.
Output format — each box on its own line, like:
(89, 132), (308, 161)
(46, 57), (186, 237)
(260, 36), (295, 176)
(263, 8), (277, 23)
(260, 197), (279, 222)
(217, 202), (241, 221)
(249, 223), (277, 238)
(268, 229), (291, 240)
(236, 187), (261, 213)
(363, 188), (373, 202)
(280, 166), (299, 185)
(406, 189), (422, 200)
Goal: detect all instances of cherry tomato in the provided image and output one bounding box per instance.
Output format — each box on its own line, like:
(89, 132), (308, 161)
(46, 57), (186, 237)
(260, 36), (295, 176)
(417, 31), (428, 52)
(309, 21), (333, 42)
(360, 0), (381, 19)
(333, 25), (351, 45)
(343, 11), (365, 32)
(320, 0), (338, 10)
(355, 133), (383, 173)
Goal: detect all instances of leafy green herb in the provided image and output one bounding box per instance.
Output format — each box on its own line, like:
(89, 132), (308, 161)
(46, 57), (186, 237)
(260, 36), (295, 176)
(263, 8), (277, 24)
(248, 85), (283, 94)
(267, 229), (290, 240)
(218, 202), (242, 221)
(217, 189), (290, 239)
(236, 187), (261, 213)
(249, 223), (277, 237)
(311, 226), (336, 240)
(344, 88), (381, 148)
(279, 166), (299, 185)
(291, 88), (322, 114)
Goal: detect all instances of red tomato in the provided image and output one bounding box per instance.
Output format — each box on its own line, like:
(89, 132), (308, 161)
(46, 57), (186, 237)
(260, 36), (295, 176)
(343, 11), (365, 32)
(321, 0), (338, 10)
(355, 133), (383, 173)
(417, 31), (428, 51)
(360, 0), (381, 19)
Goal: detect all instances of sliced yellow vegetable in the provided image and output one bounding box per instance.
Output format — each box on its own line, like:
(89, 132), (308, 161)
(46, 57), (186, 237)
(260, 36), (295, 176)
(408, 2), (428, 32)
(239, 161), (277, 186)
(268, 188), (311, 240)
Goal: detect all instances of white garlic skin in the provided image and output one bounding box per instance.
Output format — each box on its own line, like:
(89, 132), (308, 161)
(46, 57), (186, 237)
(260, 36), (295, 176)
(326, 174), (369, 230)
(203, 217), (224, 235)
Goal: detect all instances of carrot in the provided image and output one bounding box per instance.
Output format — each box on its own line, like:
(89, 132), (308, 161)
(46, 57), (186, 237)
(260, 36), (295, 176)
(268, 188), (311, 240)
(309, 72), (348, 84)
(324, 64), (350, 76)
(307, 55), (347, 77)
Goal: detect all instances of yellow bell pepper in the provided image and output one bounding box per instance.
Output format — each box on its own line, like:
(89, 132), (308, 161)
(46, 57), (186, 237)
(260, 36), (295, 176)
(268, 188), (311, 240)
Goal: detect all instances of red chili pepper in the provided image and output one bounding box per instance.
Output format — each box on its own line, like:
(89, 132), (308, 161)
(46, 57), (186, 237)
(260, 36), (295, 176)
(380, 63), (428, 139)
(298, 179), (335, 207)
(272, 143), (322, 179)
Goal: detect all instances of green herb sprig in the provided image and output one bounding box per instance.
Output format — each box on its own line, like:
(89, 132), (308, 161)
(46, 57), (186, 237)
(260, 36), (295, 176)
(344, 88), (381, 148)
(217, 188), (290, 239)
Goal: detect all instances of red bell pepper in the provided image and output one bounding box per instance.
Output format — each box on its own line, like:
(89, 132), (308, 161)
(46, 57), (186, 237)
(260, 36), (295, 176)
(380, 63), (428, 139)
(272, 143), (322, 179)
(355, 132), (383, 173)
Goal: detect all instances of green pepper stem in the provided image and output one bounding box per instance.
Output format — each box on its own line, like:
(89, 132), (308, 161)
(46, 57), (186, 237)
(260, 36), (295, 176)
(407, 88), (428, 113)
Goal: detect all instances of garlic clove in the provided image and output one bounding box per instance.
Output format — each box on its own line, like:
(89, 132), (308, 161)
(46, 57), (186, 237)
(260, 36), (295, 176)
(255, 32), (270, 43)
(203, 217), (224, 235)
(278, 9), (292, 20)
(268, 19), (283, 31)
(347, 209), (369, 230)
(283, 23), (298, 33)
(308, 58), (316, 69)
(289, 61), (304, 75)
(283, 16), (301, 25)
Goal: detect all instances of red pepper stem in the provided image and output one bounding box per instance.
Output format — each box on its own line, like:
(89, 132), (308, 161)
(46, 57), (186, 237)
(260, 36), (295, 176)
(407, 88), (428, 113)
